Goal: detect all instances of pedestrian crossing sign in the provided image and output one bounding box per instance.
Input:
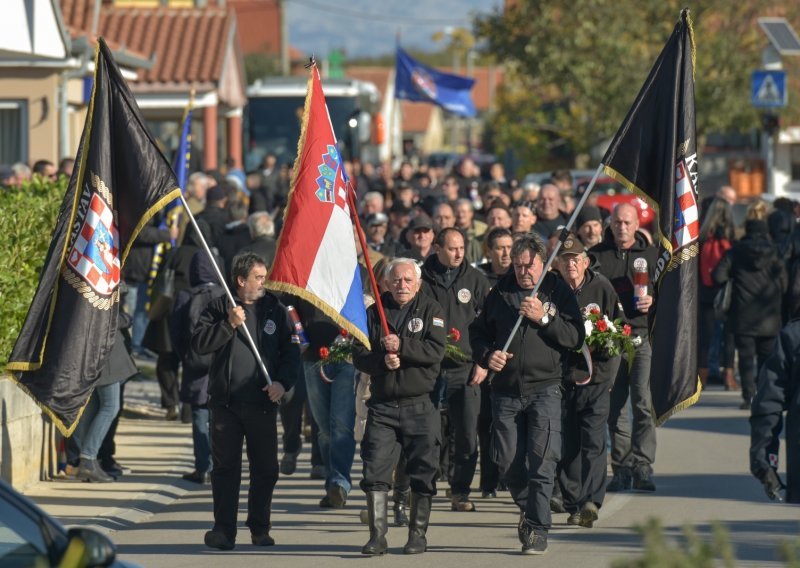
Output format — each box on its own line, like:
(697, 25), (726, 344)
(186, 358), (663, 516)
(752, 70), (787, 108)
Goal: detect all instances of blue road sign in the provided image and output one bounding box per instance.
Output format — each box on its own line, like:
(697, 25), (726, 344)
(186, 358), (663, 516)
(752, 70), (787, 108)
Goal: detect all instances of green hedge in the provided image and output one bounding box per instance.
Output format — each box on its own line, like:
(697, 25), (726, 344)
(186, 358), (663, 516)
(0, 177), (67, 367)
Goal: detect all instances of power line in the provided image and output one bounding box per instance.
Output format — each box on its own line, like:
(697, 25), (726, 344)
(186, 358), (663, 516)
(286, 0), (474, 26)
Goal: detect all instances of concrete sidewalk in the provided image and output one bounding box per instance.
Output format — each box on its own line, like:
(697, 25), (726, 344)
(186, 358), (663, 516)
(20, 382), (800, 567)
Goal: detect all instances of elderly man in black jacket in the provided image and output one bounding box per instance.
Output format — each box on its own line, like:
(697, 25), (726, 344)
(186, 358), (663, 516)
(556, 235), (625, 528)
(192, 252), (302, 551)
(470, 233), (584, 555)
(353, 257), (446, 556)
(420, 227), (489, 512)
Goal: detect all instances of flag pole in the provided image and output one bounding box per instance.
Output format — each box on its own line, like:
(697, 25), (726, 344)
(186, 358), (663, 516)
(488, 164), (604, 376)
(346, 178), (392, 339)
(178, 193), (274, 387)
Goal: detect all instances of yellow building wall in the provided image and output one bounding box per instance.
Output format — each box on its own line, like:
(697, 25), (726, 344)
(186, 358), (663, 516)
(0, 69), (60, 163)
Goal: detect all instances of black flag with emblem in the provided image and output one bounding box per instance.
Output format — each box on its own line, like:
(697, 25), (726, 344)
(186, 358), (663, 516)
(601, 9), (699, 424)
(6, 39), (181, 436)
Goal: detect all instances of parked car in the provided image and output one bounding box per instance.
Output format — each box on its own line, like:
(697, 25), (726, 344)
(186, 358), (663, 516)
(0, 478), (138, 568)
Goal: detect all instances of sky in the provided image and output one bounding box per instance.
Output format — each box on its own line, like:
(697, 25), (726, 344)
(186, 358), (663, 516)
(285, 0), (500, 59)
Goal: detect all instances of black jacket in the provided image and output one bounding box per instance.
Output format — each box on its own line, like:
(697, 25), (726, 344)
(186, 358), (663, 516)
(420, 256), (490, 373)
(560, 268), (624, 385)
(750, 319), (800, 503)
(470, 271), (584, 396)
(192, 292), (302, 408)
(713, 229), (786, 338)
(121, 220), (171, 284)
(589, 229), (658, 334)
(352, 291), (446, 403)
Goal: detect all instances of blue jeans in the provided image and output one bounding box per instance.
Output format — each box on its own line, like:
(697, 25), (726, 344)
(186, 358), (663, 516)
(123, 280), (150, 352)
(304, 361), (356, 493)
(192, 405), (211, 474)
(75, 382), (121, 460)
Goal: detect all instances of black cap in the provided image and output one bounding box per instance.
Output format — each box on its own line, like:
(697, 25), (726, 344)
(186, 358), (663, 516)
(576, 206), (602, 228)
(408, 214), (433, 231)
(557, 233), (586, 256)
(206, 184), (226, 202)
(366, 212), (389, 226)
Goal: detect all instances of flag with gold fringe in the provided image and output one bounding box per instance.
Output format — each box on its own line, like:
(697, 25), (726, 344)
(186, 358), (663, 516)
(6, 38), (181, 436)
(601, 9), (699, 424)
(265, 64), (370, 349)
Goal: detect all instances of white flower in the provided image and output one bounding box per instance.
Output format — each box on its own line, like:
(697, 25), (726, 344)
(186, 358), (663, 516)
(605, 316), (617, 332)
(584, 320), (594, 336)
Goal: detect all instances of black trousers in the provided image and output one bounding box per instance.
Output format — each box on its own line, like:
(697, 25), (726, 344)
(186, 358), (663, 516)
(478, 381), (499, 493)
(360, 397), (440, 496)
(210, 402), (279, 539)
(560, 382), (612, 513)
(492, 387), (562, 534)
(735, 335), (776, 401)
(445, 378), (481, 495)
(156, 351), (180, 409)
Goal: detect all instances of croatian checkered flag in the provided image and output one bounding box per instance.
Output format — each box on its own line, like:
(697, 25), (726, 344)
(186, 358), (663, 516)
(7, 39), (180, 435)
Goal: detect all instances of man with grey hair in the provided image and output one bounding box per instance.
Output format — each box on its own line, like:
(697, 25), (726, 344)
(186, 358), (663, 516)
(240, 212), (276, 268)
(179, 172), (211, 244)
(470, 233), (584, 555)
(353, 257), (446, 555)
(361, 191), (385, 218)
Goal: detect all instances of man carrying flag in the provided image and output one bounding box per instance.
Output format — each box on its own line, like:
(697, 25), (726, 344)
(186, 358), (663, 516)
(7, 39), (181, 436)
(590, 8), (699, 494)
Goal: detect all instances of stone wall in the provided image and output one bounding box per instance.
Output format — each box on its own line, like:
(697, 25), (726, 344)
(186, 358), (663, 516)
(0, 376), (56, 489)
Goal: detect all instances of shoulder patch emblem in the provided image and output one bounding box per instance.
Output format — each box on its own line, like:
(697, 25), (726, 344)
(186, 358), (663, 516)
(408, 318), (424, 333)
(432, 317), (444, 328)
(458, 288), (472, 303)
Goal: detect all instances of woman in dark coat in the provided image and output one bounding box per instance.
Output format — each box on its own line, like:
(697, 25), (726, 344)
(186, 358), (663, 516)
(713, 219), (787, 409)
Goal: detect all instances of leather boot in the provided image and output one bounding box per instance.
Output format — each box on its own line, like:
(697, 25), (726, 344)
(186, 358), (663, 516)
(393, 487), (410, 526)
(361, 491), (388, 555)
(722, 367), (739, 391)
(698, 368), (708, 388)
(77, 458), (114, 483)
(403, 493), (432, 554)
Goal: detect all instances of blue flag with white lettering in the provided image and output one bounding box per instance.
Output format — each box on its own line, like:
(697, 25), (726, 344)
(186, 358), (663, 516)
(395, 47), (476, 118)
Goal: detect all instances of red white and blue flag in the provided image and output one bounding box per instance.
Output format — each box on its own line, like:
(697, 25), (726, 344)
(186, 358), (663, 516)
(67, 192), (121, 296)
(266, 66), (370, 348)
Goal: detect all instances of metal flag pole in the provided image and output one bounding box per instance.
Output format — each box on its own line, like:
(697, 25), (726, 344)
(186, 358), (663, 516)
(178, 193), (273, 386)
(493, 163), (605, 358)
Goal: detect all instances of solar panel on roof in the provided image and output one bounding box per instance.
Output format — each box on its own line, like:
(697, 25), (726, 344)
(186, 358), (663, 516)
(758, 18), (800, 55)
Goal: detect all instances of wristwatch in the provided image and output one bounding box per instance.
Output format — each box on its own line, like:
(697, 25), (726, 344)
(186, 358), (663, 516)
(539, 301), (557, 326)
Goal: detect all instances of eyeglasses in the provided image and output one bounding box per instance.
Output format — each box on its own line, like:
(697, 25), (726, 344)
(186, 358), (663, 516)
(560, 255), (586, 265)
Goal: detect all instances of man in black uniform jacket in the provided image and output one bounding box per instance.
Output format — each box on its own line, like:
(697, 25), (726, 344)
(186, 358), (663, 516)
(193, 252), (302, 550)
(353, 258), (446, 555)
(470, 234), (584, 555)
(421, 228), (490, 512)
(750, 319), (800, 504)
(555, 235), (625, 528)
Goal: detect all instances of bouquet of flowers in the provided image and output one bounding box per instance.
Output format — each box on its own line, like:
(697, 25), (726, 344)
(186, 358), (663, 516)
(583, 308), (640, 368)
(316, 329), (353, 383)
(445, 328), (471, 363)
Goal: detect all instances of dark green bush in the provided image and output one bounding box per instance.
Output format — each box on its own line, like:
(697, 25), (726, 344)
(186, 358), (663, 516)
(0, 177), (67, 366)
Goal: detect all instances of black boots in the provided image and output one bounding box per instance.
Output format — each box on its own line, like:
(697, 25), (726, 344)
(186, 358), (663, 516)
(361, 491), (388, 555)
(77, 458), (114, 483)
(393, 487), (410, 526)
(402, 493), (432, 554)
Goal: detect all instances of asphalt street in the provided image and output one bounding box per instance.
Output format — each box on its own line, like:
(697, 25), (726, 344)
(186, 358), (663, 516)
(21, 377), (800, 567)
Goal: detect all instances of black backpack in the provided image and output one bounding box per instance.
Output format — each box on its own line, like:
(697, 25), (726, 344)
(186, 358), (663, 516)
(180, 284), (227, 373)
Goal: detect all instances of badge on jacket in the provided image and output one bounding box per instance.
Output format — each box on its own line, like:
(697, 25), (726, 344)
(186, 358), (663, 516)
(408, 318), (424, 332)
(264, 319), (276, 335)
(458, 288), (471, 303)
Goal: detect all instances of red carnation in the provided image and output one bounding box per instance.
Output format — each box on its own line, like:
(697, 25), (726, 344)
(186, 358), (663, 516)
(319, 346), (330, 359)
(596, 319), (608, 332)
(340, 328), (349, 337)
(590, 307), (601, 315)
(623, 324), (632, 336)
(449, 328), (461, 342)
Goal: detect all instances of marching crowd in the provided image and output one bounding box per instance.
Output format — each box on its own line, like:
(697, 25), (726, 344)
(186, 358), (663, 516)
(34, 151), (797, 555)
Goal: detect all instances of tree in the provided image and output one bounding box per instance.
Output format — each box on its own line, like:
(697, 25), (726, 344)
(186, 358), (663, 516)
(475, 1), (800, 174)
